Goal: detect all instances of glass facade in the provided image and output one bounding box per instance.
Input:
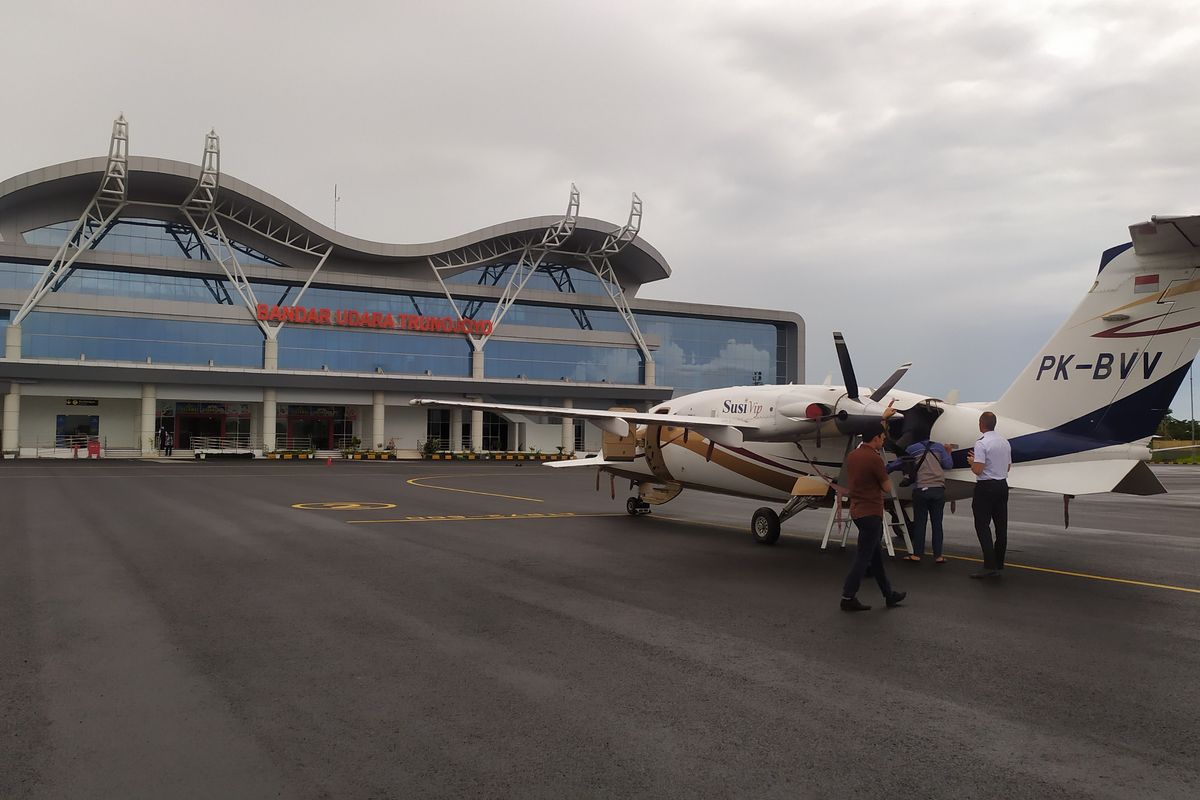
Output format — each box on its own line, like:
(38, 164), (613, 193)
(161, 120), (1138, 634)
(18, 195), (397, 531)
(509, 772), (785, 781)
(23, 218), (281, 266)
(20, 311), (263, 367)
(276, 325), (471, 376)
(1, 248), (790, 392)
(445, 263), (619, 296)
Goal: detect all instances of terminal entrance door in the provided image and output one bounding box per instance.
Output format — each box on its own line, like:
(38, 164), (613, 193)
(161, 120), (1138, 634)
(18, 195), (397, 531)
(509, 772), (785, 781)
(176, 414), (221, 449)
(278, 405), (350, 450)
(172, 402), (252, 448)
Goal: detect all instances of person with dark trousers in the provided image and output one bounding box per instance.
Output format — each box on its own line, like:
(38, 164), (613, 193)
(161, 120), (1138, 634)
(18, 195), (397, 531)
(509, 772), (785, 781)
(967, 411), (1011, 578)
(887, 437), (955, 563)
(164, 431), (173, 457)
(841, 416), (907, 612)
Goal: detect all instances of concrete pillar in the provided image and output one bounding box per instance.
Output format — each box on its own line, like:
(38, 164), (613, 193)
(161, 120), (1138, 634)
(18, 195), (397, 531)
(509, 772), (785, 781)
(642, 358), (655, 386)
(468, 351), (485, 451)
(140, 384), (156, 456)
(517, 421), (527, 452)
(262, 388), (277, 452)
(506, 419), (518, 452)
(372, 391), (385, 450)
(263, 338), (278, 371)
(3, 383), (19, 456)
(250, 399), (262, 449)
(470, 409), (483, 452)
(5, 324), (20, 360)
(562, 398), (574, 454)
(450, 407), (463, 452)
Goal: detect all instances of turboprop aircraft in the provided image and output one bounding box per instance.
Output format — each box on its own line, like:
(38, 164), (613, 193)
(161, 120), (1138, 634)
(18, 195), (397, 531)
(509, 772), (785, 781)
(412, 213), (1200, 543)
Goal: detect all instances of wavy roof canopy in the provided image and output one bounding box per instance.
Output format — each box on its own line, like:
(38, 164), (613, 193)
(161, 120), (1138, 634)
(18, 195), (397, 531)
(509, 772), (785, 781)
(0, 156), (671, 288)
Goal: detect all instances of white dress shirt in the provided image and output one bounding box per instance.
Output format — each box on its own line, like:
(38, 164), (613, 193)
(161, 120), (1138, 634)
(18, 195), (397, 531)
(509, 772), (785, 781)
(974, 430), (1012, 480)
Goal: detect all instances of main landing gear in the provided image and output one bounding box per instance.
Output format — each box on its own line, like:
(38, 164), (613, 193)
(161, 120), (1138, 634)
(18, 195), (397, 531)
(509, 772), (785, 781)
(751, 508), (780, 544)
(751, 495), (819, 545)
(626, 497), (652, 516)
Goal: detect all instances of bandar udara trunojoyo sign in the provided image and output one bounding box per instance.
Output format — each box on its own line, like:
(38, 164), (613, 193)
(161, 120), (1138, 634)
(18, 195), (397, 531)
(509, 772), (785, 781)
(255, 304), (494, 336)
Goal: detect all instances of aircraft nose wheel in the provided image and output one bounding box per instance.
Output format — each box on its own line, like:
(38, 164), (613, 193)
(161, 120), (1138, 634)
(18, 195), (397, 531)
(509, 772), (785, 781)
(626, 497), (652, 516)
(751, 507), (781, 545)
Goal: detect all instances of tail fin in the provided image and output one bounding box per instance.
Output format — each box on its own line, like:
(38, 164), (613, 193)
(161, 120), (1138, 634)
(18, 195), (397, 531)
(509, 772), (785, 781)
(993, 215), (1200, 445)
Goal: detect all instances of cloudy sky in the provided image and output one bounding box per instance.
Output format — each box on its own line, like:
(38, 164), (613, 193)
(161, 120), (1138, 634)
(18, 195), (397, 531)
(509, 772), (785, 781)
(4, 0), (1199, 413)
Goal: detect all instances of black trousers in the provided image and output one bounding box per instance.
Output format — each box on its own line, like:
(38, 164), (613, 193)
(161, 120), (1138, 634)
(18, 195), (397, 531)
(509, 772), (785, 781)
(842, 515), (893, 599)
(972, 479), (1009, 569)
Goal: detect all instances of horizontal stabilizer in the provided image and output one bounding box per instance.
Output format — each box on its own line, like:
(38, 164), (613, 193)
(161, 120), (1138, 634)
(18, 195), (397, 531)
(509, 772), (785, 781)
(1132, 215), (1200, 256)
(1004, 459), (1165, 496)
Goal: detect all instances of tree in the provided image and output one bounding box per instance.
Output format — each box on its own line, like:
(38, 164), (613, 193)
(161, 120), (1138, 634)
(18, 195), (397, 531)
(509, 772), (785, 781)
(1157, 414), (1197, 440)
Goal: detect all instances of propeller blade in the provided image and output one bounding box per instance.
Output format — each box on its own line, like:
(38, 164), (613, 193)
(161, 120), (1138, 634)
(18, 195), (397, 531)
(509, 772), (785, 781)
(870, 362), (912, 402)
(833, 332), (859, 401)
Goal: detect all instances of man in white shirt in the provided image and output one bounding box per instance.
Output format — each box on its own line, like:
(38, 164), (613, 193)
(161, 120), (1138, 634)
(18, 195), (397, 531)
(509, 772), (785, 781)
(966, 411), (1012, 579)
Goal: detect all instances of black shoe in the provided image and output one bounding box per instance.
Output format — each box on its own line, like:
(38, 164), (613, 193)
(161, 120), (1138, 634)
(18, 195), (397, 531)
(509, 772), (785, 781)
(969, 569), (999, 579)
(885, 591), (906, 608)
(840, 597), (871, 612)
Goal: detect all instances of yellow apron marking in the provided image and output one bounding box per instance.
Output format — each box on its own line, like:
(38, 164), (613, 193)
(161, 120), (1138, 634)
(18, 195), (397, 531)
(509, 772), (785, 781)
(935, 553), (1200, 594)
(348, 512), (624, 525)
(405, 474), (543, 503)
(652, 515), (1200, 596)
(292, 501), (397, 510)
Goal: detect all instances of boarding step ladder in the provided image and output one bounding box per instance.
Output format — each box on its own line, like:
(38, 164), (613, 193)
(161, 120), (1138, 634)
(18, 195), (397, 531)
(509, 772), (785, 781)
(821, 492), (913, 557)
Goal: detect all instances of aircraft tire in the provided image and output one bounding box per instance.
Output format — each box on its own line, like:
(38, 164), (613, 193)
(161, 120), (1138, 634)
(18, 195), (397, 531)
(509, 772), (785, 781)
(751, 507), (781, 545)
(626, 497), (641, 516)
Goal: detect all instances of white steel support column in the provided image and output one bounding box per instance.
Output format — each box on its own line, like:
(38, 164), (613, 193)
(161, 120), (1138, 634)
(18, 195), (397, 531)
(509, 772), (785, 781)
(470, 409), (483, 452)
(471, 351), (485, 379)
(477, 185), (579, 348)
(450, 407), (463, 452)
(263, 389), (277, 452)
(426, 184), (579, 354)
(585, 193), (654, 379)
(3, 383), (20, 456)
(5, 325), (20, 359)
(263, 339), (278, 370)
(561, 398), (574, 454)
(13, 116), (128, 326)
(140, 384), (156, 456)
(372, 391), (385, 450)
(179, 129), (271, 339)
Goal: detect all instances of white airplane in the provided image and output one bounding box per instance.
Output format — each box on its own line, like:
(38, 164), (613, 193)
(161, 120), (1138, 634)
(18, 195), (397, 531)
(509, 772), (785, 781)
(412, 213), (1200, 543)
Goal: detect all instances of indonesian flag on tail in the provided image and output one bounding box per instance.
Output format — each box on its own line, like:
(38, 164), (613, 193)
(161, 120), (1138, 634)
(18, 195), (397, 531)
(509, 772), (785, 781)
(1134, 274), (1160, 293)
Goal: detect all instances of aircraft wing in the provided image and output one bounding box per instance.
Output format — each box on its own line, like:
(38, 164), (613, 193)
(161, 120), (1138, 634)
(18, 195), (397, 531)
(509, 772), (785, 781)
(409, 398), (757, 448)
(543, 455), (625, 469)
(1003, 460), (1165, 496)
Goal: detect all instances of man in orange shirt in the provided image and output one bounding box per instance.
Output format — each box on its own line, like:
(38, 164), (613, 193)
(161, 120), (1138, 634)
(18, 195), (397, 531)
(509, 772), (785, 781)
(841, 421), (907, 612)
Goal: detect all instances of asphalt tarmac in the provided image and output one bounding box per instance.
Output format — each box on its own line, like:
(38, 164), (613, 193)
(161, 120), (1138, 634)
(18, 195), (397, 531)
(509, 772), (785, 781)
(3, 459), (1198, 799)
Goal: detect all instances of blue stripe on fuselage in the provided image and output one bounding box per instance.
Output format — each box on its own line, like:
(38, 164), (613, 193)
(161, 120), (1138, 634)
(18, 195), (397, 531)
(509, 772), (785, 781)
(950, 361), (1192, 467)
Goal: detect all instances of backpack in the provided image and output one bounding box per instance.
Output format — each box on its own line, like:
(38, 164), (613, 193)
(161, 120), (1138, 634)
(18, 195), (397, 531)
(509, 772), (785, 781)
(900, 441), (939, 488)
(915, 441), (946, 488)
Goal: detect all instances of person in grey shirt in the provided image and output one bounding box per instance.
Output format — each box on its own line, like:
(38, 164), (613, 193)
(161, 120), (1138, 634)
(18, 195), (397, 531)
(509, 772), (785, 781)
(967, 411), (1012, 578)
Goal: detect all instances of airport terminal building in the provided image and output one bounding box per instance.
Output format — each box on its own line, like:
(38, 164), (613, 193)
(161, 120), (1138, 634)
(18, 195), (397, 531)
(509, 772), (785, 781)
(0, 118), (802, 457)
